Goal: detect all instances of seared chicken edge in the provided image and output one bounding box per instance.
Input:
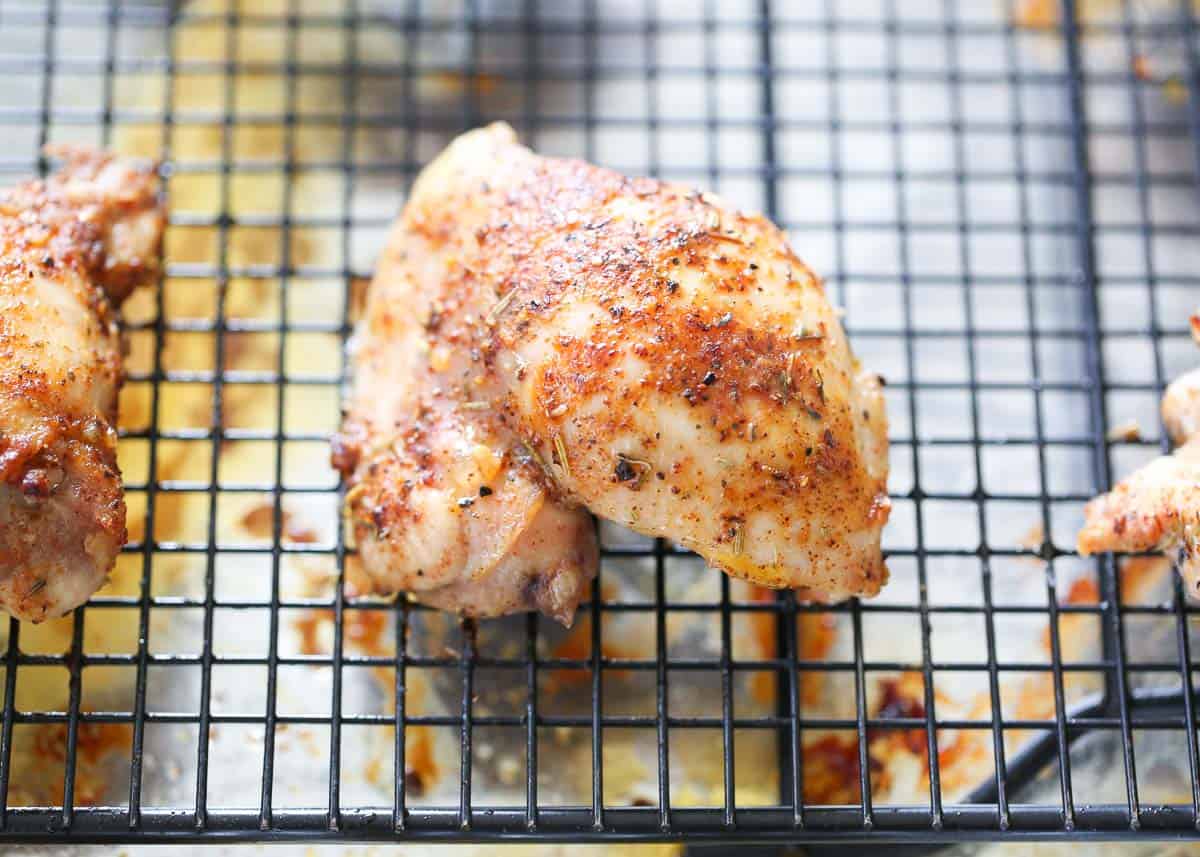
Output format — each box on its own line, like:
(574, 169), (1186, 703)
(0, 147), (164, 621)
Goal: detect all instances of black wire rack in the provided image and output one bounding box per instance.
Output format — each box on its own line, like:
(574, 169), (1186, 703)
(1, 0), (1200, 847)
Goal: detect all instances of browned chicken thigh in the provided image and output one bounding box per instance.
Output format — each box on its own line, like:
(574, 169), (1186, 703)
(0, 148), (164, 621)
(336, 123), (890, 619)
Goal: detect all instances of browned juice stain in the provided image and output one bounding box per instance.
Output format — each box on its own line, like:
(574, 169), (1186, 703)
(800, 672), (993, 804)
(1012, 0), (1138, 29)
(1012, 0), (1059, 29)
(241, 502), (320, 545)
(543, 620), (638, 694)
(11, 720), (133, 807)
(402, 723), (439, 796)
(743, 584), (838, 706)
(292, 606), (388, 659)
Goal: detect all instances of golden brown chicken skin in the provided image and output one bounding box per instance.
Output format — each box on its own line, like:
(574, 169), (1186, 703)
(0, 147), (163, 621)
(336, 123), (889, 611)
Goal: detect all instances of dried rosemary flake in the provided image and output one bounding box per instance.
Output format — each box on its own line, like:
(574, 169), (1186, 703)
(779, 353), (795, 403)
(27, 578), (47, 596)
(343, 482), (368, 508)
(553, 434), (571, 479)
(614, 453), (652, 488)
(521, 439), (549, 472)
(486, 289), (517, 325)
(731, 523), (746, 556)
(461, 400), (490, 411)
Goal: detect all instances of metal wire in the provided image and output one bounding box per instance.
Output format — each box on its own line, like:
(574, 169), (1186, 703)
(0, 0), (1198, 845)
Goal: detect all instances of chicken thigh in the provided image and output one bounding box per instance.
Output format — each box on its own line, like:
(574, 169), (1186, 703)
(1162, 367), (1200, 446)
(1079, 360), (1200, 594)
(1078, 438), (1200, 594)
(0, 147), (164, 621)
(336, 123), (889, 615)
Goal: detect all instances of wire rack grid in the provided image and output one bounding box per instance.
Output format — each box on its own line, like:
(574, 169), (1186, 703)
(0, 0), (1199, 847)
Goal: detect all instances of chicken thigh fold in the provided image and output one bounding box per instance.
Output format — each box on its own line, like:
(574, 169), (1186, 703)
(335, 123), (889, 621)
(0, 148), (163, 621)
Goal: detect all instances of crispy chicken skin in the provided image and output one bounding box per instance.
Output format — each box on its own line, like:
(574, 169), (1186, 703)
(1079, 362), (1200, 593)
(0, 148), (163, 621)
(335, 123), (889, 610)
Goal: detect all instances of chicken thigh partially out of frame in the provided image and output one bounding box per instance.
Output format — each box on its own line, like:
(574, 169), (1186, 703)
(334, 123), (890, 624)
(1079, 361), (1200, 593)
(0, 148), (164, 621)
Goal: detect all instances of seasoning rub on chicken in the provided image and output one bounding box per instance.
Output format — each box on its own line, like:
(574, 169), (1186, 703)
(1079, 365), (1200, 593)
(0, 148), (164, 621)
(334, 123), (889, 622)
